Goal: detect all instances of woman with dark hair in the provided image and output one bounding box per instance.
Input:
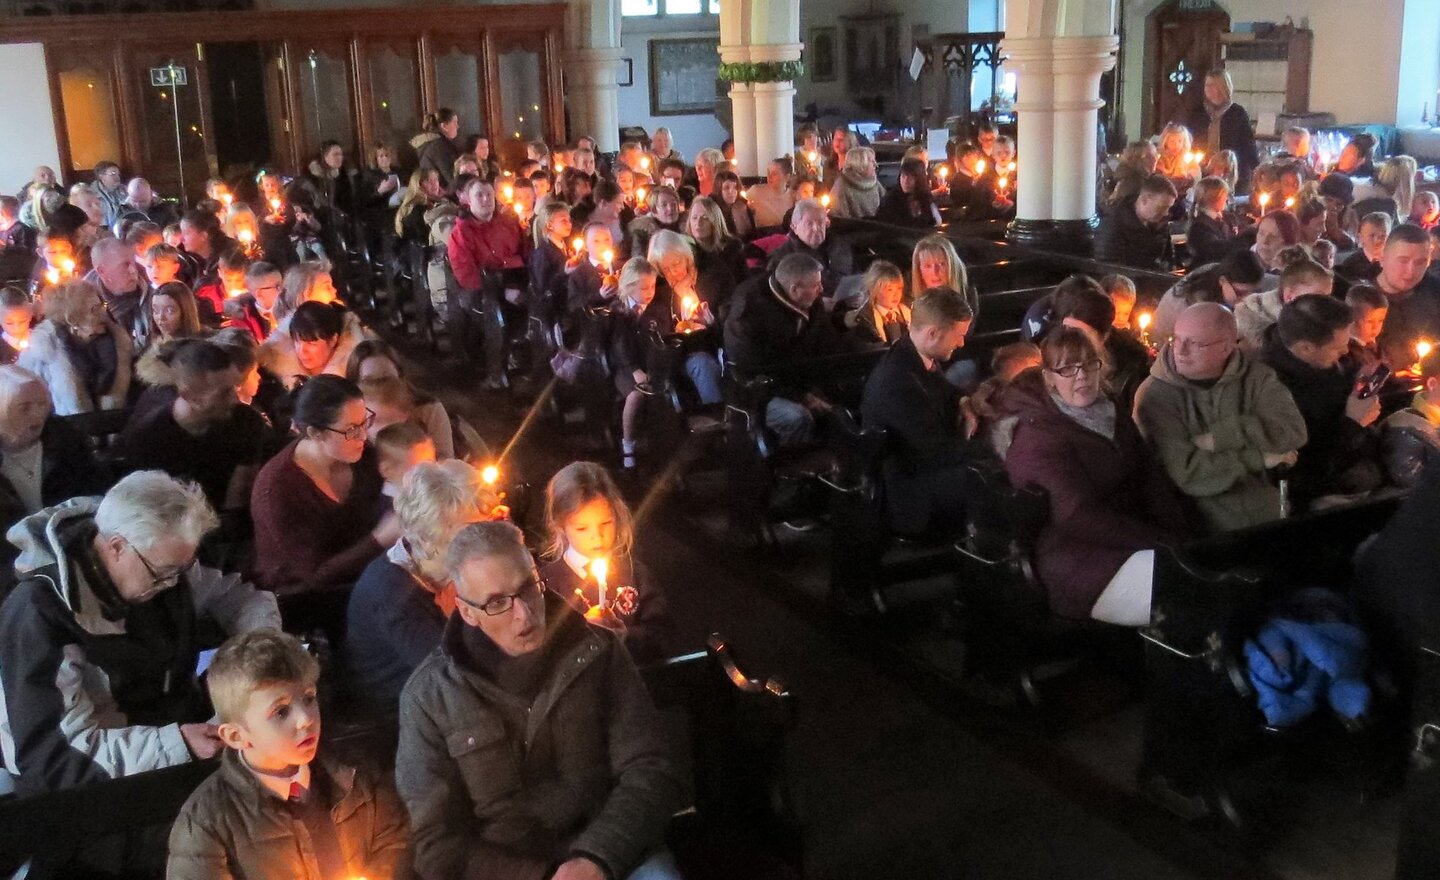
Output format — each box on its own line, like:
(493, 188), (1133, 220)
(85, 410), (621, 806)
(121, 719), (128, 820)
(1182, 69), (1259, 189)
(1151, 248), (1267, 340)
(345, 338), (455, 459)
(305, 140), (358, 218)
(178, 208), (234, 289)
(261, 300), (364, 391)
(1250, 209), (1303, 272)
(414, 108), (463, 189)
(250, 373), (397, 596)
(1335, 133), (1378, 179)
(876, 157), (942, 228)
(996, 325), (1187, 623)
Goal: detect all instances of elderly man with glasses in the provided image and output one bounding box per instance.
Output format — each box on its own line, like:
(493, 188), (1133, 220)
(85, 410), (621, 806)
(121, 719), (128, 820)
(396, 520), (686, 880)
(1134, 302), (1308, 533)
(0, 470), (280, 797)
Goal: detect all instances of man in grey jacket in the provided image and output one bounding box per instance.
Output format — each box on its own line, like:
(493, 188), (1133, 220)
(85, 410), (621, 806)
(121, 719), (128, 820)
(0, 471), (280, 795)
(396, 520), (685, 880)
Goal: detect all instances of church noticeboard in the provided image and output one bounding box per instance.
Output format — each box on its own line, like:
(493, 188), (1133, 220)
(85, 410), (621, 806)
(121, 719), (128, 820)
(648, 37), (722, 117)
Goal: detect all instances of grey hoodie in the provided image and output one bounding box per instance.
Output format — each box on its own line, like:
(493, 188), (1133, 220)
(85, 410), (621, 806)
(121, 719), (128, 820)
(0, 498), (279, 792)
(1133, 345), (1308, 533)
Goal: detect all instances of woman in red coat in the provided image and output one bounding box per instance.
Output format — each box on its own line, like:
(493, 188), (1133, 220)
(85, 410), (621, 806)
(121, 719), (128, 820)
(997, 325), (1189, 624)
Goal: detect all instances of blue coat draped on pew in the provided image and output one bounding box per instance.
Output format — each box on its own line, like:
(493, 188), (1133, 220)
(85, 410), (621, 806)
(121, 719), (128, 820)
(1244, 612), (1371, 728)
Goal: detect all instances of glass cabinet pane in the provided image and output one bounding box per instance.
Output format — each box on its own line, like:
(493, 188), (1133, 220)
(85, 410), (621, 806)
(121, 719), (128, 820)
(132, 53), (210, 205)
(496, 43), (544, 167)
(53, 51), (121, 175)
(367, 42), (420, 152)
(433, 44), (482, 138)
(295, 44), (354, 156)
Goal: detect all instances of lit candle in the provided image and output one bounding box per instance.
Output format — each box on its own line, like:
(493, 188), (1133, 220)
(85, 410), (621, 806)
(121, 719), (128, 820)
(571, 236), (585, 256)
(226, 287), (245, 299)
(1257, 191), (1271, 215)
(43, 268), (58, 286)
(1416, 339), (1433, 374)
(590, 557), (609, 610)
(555, 160), (566, 175)
(997, 176), (1009, 194)
(806, 150), (819, 167)
(481, 464), (499, 485)
(682, 294), (697, 322)
(1007, 161), (1017, 174)
(635, 186), (648, 207)
(15, 338), (27, 351)
(820, 193), (831, 210)
(739, 189), (749, 201)
(601, 248), (614, 273)
(219, 193), (233, 207)
(61, 258), (75, 276)
(639, 156), (651, 171)
(975, 159), (986, 176)
(937, 165), (950, 182)
(1193, 151), (1204, 167)
(1283, 196), (1296, 210)
(1137, 311), (1153, 347)
(269, 197), (282, 214)
(501, 183), (514, 203)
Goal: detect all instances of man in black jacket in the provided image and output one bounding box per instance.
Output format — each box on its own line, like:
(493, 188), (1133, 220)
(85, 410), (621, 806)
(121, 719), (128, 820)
(764, 199), (854, 300)
(1095, 173), (1176, 270)
(1260, 295), (1383, 507)
(724, 253), (838, 446)
(859, 286), (974, 535)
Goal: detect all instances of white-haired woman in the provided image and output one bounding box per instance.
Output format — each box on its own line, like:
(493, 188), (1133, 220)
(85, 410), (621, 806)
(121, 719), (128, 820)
(646, 231), (725, 405)
(2, 470), (280, 789)
(0, 364), (109, 544)
(343, 459), (498, 709)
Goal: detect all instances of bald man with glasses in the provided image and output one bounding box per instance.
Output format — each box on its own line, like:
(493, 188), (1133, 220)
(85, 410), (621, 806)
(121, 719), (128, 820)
(1133, 302), (1307, 533)
(396, 521), (685, 880)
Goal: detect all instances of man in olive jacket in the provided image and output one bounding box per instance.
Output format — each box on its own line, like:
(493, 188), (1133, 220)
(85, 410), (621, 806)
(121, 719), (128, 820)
(395, 521), (686, 880)
(1133, 302), (1308, 533)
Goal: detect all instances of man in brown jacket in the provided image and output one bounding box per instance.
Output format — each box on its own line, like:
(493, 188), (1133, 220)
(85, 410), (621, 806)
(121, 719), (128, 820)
(395, 521), (686, 880)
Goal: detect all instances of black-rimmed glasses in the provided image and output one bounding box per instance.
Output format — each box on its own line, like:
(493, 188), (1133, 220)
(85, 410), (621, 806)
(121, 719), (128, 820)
(455, 574), (548, 617)
(131, 544), (195, 589)
(1048, 359), (1104, 379)
(321, 409), (376, 443)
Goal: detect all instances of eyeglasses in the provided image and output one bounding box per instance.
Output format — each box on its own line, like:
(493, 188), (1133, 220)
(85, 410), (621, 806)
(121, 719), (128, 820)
(321, 409), (376, 443)
(1048, 359), (1104, 379)
(456, 574), (548, 617)
(131, 543), (195, 589)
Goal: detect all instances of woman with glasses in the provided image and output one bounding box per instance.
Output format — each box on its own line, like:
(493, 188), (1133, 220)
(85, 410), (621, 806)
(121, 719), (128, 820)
(996, 325), (1187, 625)
(250, 374), (398, 602)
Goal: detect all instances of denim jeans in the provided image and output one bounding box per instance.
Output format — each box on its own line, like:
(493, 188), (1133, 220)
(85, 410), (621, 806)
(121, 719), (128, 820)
(765, 396), (814, 447)
(684, 351), (724, 405)
(625, 849), (683, 880)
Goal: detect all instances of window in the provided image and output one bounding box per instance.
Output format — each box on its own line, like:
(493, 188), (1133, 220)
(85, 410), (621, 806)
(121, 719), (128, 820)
(623, 0), (719, 17)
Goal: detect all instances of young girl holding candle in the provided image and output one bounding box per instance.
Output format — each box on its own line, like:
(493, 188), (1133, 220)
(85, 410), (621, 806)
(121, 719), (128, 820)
(539, 460), (671, 663)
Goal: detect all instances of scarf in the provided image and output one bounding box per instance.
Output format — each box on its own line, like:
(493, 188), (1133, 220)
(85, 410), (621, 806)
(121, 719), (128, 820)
(1052, 393), (1117, 441)
(1205, 100), (1232, 152)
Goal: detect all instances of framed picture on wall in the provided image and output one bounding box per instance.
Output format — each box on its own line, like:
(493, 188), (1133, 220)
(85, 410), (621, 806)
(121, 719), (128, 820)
(648, 37), (723, 116)
(810, 27), (837, 82)
(618, 57), (633, 88)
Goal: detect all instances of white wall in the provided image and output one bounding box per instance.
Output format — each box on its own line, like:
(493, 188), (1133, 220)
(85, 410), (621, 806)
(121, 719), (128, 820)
(0, 43), (61, 194)
(1119, 0), (1407, 142)
(616, 18), (730, 158)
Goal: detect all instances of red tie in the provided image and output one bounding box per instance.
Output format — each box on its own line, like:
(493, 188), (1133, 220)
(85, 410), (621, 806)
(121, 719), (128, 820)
(288, 781), (305, 804)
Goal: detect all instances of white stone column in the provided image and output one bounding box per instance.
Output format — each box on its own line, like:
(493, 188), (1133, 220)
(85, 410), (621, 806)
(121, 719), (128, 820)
(1001, 33), (1117, 251)
(564, 47), (625, 152)
(566, 0), (623, 152)
(747, 42), (802, 177)
(729, 81), (759, 177)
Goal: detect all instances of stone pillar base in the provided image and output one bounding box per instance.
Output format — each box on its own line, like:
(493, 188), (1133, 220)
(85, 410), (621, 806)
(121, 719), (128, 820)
(1006, 216), (1100, 256)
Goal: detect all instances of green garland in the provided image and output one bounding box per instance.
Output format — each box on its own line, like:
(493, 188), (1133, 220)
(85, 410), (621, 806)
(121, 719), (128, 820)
(718, 60), (805, 84)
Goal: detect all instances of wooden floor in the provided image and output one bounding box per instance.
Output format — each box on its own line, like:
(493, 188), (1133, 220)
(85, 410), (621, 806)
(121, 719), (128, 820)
(396, 333), (1401, 880)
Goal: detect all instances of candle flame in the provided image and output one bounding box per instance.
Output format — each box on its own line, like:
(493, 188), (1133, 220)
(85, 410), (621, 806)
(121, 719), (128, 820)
(61, 258), (75, 275)
(1007, 161), (1017, 173)
(238, 229), (254, 244)
(501, 184), (514, 202)
(739, 189), (749, 200)
(555, 161), (565, 174)
(16, 338), (28, 350)
(601, 248), (614, 266)
(1284, 196), (1296, 209)
(571, 236), (585, 254)
(998, 176), (1009, 190)
(820, 193), (831, 209)
(1137, 312), (1153, 330)
(44, 268), (58, 285)
(481, 464), (499, 485)
(682, 294), (697, 318)
(976, 159), (986, 175)
(269, 198), (282, 212)
(1257, 192), (1271, 207)
(937, 165), (949, 178)
(640, 156), (651, 170)
(227, 288), (245, 299)
(635, 186), (647, 204)
(219, 193), (233, 206)
(807, 151), (819, 165)
(1419, 340), (1433, 360)
(590, 557), (609, 585)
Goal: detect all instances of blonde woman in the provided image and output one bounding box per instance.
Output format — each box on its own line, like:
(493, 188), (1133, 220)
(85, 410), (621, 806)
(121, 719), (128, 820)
(1154, 123), (1199, 203)
(223, 203), (260, 250)
(1184, 68), (1258, 185)
(684, 196), (745, 284)
(829, 146), (883, 220)
(19, 280), (131, 413)
(645, 230), (724, 404)
(910, 233), (969, 299)
(1377, 156), (1418, 218)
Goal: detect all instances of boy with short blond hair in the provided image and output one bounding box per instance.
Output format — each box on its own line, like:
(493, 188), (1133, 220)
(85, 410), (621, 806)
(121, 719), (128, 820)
(166, 631), (408, 880)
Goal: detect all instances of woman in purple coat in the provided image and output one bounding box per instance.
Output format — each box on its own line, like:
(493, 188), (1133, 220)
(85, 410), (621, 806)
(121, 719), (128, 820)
(996, 325), (1189, 625)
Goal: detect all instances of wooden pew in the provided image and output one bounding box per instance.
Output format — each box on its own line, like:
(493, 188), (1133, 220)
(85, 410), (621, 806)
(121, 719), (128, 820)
(1138, 496), (1403, 825)
(0, 633), (797, 880)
